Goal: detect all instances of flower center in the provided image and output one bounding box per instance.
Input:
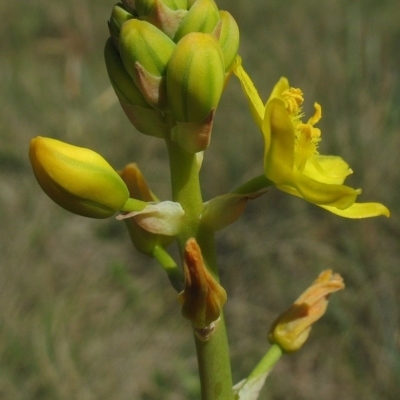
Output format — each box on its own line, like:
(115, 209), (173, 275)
(282, 88), (322, 172)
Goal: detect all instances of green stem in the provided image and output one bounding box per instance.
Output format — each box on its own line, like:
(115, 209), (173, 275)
(166, 139), (234, 400)
(152, 245), (182, 292)
(121, 197), (147, 212)
(247, 344), (283, 381)
(233, 344), (283, 399)
(231, 174), (273, 195)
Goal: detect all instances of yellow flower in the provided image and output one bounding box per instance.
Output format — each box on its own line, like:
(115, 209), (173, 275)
(233, 57), (389, 218)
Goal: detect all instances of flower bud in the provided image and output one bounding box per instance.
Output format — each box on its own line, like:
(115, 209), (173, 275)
(121, 0), (136, 14)
(167, 32), (224, 122)
(135, 0), (156, 17)
(29, 137), (130, 219)
(174, 0), (220, 42)
(105, 37), (168, 138)
(119, 19), (176, 107)
(104, 38), (149, 108)
(138, 0), (188, 39)
(120, 19), (175, 78)
(178, 238), (227, 337)
(108, 3), (134, 45)
(268, 270), (345, 352)
(166, 32), (225, 151)
(214, 10), (240, 72)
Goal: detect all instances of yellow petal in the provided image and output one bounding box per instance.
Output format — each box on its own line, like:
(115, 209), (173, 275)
(303, 155), (353, 185)
(232, 56), (264, 128)
(279, 170), (360, 209)
(319, 202), (390, 218)
(263, 98), (295, 183)
(266, 76), (290, 103)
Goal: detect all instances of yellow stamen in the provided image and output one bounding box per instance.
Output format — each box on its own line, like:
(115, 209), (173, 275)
(308, 102), (322, 126)
(282, 88), (304, 114)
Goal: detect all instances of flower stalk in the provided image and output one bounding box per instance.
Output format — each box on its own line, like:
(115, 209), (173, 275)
(167, 138), (234, 399)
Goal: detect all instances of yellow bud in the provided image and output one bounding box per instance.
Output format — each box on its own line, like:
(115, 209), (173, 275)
(104, 38), (150, 108)
(119, 19), (175, 79)
(214, 11), (240, 72)
(174, 0), (220, 42)
(29, 137), (130, 219)
(166, 32), (225, 123)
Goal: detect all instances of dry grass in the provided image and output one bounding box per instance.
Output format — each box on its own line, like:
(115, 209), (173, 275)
(1, 0), (399, 399)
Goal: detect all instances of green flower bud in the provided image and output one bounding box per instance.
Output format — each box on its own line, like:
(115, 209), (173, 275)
(166, 32), (225, 123)
(135, 0), (155, 17)
(29, 137), (130, 219)
(135, 0), (188, 39)
(104, 38), (149, 108)
(119, 19), (175, 108)
(214, 10), (240, 72)
(174, 0), (220, 42)
(108, 3), (134, 44)
(121, 0), (136, 14)
(120, 19), (175, 78)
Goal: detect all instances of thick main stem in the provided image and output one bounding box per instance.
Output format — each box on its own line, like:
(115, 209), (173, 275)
(167, 139), (234, 400)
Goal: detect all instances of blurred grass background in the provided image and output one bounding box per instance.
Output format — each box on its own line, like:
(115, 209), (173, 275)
(1, 0), (400, 399)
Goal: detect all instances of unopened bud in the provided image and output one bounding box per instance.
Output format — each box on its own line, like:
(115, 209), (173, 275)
(178, 238), (227, 337)
(166, 32), (224, 151)
(104, 38), (149, 108)
(135, 0), (155, 17)
(174, 0), (220, 42)
(29, 137), (130, 219)
(119, 18), (175, 78)
(214, 10), (240, 72)
(108, 3), (134, 44)
(268, 270), (345, 352)
(119, 19), (175, 107)
(137, 0), (188, 39)
(121, 0), (136, 14)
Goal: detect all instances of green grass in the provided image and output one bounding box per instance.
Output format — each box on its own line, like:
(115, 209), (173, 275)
(1, 0), (400, 398)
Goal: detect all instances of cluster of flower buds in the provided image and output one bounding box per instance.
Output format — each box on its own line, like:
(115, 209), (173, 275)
(105, 0), (239, 152)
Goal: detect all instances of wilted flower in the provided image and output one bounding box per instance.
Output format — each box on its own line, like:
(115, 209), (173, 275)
(268, 270), (345, 352)
(178, 238), (227, 336)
